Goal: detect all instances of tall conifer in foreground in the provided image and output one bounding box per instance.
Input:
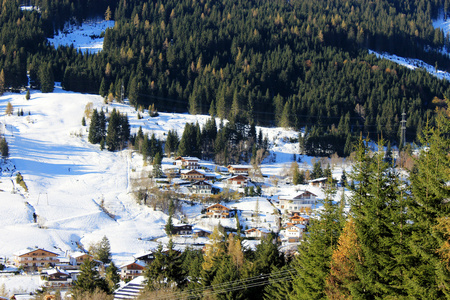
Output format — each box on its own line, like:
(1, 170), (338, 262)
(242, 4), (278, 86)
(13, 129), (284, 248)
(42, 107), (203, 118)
(291, 179), (344, 299)
(406, 115), (450, 298)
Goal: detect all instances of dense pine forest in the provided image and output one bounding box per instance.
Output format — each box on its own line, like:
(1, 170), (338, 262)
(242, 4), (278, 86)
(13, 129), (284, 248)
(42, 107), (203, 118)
(1, 0), (450, 154)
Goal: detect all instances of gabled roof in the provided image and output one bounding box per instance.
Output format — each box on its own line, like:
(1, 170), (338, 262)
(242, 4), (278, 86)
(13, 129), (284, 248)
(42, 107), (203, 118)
(181, 169), (205, 175)
(46, 268), (69, 276)
(227, 175), (249, 181)
(309, 177), (328, 183)
(71, 252), (92, 259)
(206, 203), (229, 211)
(15, 248), (60, 257)
(191, 180), (212, 187)
(279, 190), (317, 200)
(227, 165), (251, 169)
(245, 227), (271, 234)
(133, 251), (154, 260)
(120, 260), (147, 269)
(175, 156), (200, 161)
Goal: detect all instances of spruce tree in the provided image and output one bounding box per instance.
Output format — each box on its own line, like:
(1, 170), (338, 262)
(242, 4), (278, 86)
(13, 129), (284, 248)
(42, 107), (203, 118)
(105, 262), (120, 293)
(0, 138), (9, 159)
(349, 138), (409, 298)
(152, 152), (163, 178)
(291, 182), (344, 299)
(0, 69), (5, 95)
(71, 259), (108, 297)
(88, 109), (99, 144)
(406, 115), (450, 298)
(106, 109), (120, 151)
(25, 89), (30, 100)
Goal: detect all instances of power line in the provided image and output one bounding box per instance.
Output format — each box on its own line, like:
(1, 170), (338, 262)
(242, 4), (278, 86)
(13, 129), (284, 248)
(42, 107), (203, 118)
(150, 268), (298, 300)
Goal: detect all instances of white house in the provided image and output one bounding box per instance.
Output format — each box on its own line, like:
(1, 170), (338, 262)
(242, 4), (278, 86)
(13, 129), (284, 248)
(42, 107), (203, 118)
(174, 156), (200, 169)
(245, 228), (271, 239)
(285, 224), (306, 243)
(120, 260), (146, 280)
(279, 191), (317, 213)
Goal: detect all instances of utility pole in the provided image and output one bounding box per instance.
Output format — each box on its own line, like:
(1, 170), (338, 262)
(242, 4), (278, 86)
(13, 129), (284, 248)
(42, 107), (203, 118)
(400, 109), (406, 149)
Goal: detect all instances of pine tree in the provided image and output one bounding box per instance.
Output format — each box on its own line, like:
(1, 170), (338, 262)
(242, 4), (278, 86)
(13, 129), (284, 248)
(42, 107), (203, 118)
(88, 109), (99, 144)
(349, 138), (409, 298)
(106, 109), (120, 151)
(38, 62), (54, 93)
(71, 259), (108, 297)
(291, 182), (344, 299)
(165, 214), (174, 236)
(25, 89), (30, 100)
(152, 152), (163, 178)
(0, 138), (9, 159)
(406, 115), (450, 298)
(105, 262), (120, 293)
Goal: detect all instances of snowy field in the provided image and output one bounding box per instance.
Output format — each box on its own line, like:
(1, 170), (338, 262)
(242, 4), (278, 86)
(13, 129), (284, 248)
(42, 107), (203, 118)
(48, 19), (114, 53)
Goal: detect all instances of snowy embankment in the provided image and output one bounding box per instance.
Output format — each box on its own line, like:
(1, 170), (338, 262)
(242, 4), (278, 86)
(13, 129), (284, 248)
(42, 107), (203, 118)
(369, 12), (450, 82)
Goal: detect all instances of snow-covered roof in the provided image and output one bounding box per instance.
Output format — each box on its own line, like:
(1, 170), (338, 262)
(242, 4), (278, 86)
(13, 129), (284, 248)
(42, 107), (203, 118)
(228, 165), (251, 169)
(309, 177), (328, 183)
(175, 156), (200, 161)
(46, 268), (69, 276)
(14, 247), (60, 257)
(120, 260), (147, 269)
(71, 252), (90, 259)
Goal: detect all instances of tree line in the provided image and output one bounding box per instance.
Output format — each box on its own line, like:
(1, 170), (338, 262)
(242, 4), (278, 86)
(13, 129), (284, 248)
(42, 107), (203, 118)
(2, 0), (450, 154)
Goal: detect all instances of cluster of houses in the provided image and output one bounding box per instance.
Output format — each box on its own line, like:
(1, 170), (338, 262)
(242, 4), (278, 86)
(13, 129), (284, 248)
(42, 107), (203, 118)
(164, 157), (252, 196)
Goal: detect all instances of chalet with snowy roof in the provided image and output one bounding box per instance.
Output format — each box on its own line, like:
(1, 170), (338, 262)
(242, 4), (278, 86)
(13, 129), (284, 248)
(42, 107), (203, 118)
(226, 175), (249, 188)
(181, 169), (206, 181)
(41, 268), (72, 288)
(206, 203), (234, 218)
(134, 251), (155, 265)
(70, 253), (94, 266)
(227, 165), (251, 175)
(193, 228), (212, 238)
(285, 224), (306, 243)
(174, 156), (200, 169)
(14, 248), (60, 271)
(172, 224), (193, 235)
(309, 177), (328, 188)
(289, 213), (310, 226)
(188, 180), (214, 195)
(245, 228), (271, 239)
(279, 191), (317, 213)
(120, 260), (146, 280)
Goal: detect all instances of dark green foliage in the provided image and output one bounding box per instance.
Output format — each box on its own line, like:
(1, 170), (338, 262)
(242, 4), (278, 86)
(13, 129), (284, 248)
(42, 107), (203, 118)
(152, 152), (163, 178)
(349, 138), (410, 298)
(145, 240), (185, 290)
(405, 115), (450, 298)
(311, 161), (324, 179)
(165, 215), (174, 236)
(71, 259), (109, 297)
(165, 129), (179, 157)
(106, 109), (130, 151)
(291, 184), (344, 299)
(0, 137), (8, 158)
(89, 236), (111, 264)
(25, 89), (30, 100)
(105, 262), (120, 293)
(38, 62), (54, 93)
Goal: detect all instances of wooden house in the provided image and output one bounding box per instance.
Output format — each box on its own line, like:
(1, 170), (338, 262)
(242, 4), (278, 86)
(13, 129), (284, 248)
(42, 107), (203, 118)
(188, 180), (214, 195)
(120, 261), (146, 280)
(206, 203), (234, 218)
(279, 191), (317, 213)
(245, 228), (271, 239)
(14, 248), (60, 271)
(181, 169), (206, 181)
(172, 224), (193, 235)
(174, 156), (200, 169)
(227, 165), (251, 175)
(226, 175), (249, 188)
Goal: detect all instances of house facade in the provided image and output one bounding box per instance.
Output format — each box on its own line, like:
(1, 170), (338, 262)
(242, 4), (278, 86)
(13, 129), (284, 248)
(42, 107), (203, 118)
(120, 261), (146, 280)
(245, 228), (271, 239)
(181, 169), (206, 181)
(206, 203), (234, 218)
(227, 165), (251, 175)
(71, 253), (94, 266)
(227, 175), (249, 188)
(279, 191), (317, 213)
(41, 268), (72, 288)
(188, 181), (213, 195)
(172, 224), (193, 235)
(285, 224), (306, 243)
(174, 156), (200, 169)
(14, 248), (60, 270)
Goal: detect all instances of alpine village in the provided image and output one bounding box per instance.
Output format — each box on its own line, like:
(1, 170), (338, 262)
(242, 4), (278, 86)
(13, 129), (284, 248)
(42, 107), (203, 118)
(0, 0), (450, 299)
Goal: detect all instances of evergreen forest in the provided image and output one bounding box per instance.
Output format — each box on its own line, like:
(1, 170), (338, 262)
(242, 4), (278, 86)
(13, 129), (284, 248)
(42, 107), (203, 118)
(2, 0), (450, 154)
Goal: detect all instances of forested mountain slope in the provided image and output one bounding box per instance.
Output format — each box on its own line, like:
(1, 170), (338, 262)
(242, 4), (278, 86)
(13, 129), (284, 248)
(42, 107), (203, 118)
(2, 0), (450, 154)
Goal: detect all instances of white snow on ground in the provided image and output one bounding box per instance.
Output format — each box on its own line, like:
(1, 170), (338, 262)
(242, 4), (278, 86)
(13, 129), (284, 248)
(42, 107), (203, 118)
(369, 50), (450, 81)
(48, 19), (114, 53)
